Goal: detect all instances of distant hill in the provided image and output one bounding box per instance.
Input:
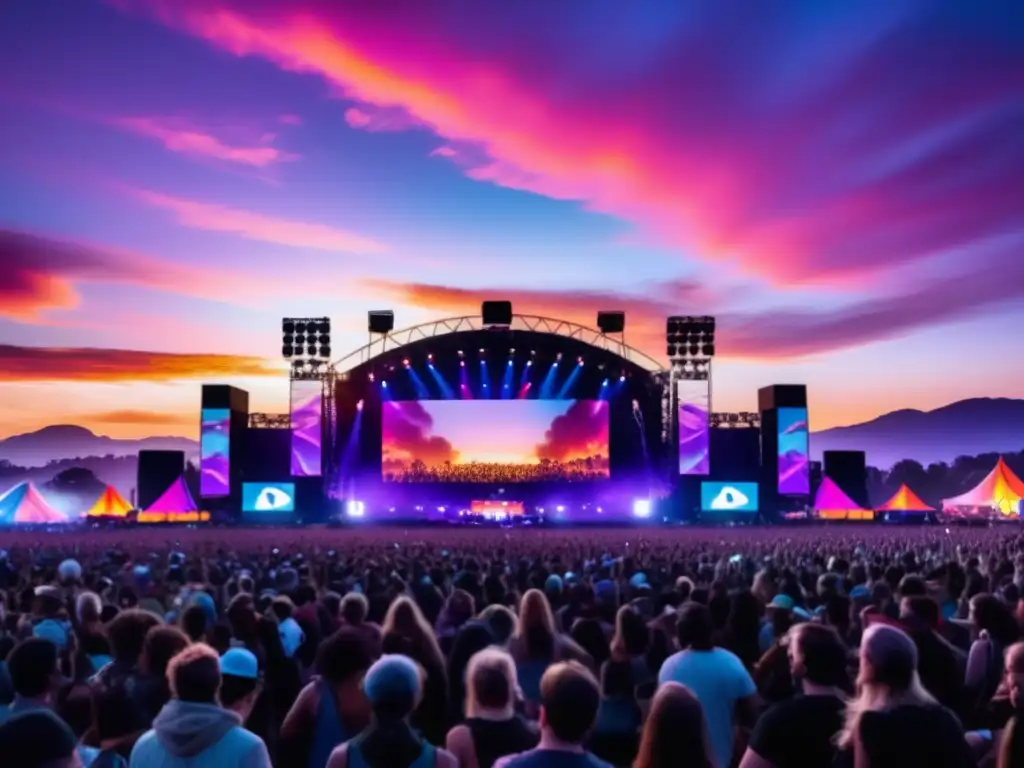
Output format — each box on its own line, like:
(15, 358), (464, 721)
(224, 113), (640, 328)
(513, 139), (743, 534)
(0, 425), (197, 468)
(812, 398), (1024, 470)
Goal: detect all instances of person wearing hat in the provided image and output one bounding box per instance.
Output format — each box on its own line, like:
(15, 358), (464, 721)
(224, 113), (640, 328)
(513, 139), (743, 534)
(129, 643), (271, 767)
(326, 655), (457, 768)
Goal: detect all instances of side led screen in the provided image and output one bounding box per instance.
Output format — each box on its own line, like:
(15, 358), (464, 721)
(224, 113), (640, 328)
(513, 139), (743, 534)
(199, 408), (230, 497)
(290, 380), (322, 477)
(778, 407), (810, 495)
(242, 483), (296, 513)
(701, 481), (759, 513)
(382, 399), (609, 483)
(677, 379), (710, 475)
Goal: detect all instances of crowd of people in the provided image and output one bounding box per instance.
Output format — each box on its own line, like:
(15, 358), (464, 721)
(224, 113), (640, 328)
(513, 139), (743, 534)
(384, 458), (609, 483)
(1, 525), (1023, 767)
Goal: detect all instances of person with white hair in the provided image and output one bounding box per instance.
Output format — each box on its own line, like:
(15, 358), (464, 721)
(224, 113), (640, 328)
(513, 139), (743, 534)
(837, 622), (974, 768)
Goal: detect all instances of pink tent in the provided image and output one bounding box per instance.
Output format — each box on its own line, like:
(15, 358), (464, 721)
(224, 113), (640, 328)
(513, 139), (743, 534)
(814, 477), (873, 521)
(943, 458), (1024, 516)
(0, 482), (68, 524)
(144, 477), (198, 514)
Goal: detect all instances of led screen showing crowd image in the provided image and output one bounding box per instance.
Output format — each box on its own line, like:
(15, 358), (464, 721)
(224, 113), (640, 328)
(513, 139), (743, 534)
(242, 483), (296, 513)
(199, 408), (230, 497)
(677, 379), (710, 475)
(701, 481), (759, 513)
(290, 380), (322, 477)
(382, 399), (609, 483)
(777, 407), (810, 495)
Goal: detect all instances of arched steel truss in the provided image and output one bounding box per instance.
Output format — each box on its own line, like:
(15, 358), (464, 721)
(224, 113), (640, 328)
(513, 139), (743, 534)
(331, 314), (667, 374)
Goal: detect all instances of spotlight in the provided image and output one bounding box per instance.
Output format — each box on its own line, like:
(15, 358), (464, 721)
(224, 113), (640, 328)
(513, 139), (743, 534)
(402, 358), (410, 367)
(460, 360), (465, 367)
(527, 360), (533, 367)
(345, 500), (365, 518)
(427, 353), (433, 361)
(437, 506), (446, 512)
(602, 379), (608, 387)
(507, 360), (513, 366)
(577, 357), (584, 366)
(619, 375), (626, 382)
(368, 373), (375, 382)
(510, 348), (516, 354)
(556, 353), (563, 361)
(458, 350), (464, 357)
(556, 505), (565, 513)
(479, 348), (485, 354)
(356, 399), (364, 411)
(531, 350), (536, 356)
(381, 381), (388, 388)
(632, 499), (652, 518)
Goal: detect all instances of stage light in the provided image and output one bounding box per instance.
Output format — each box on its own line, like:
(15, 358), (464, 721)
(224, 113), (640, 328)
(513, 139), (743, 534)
(437, 506), (446, 512)
(458, 350), (464, 357)
(403, 358), (410, 367)
(510, 348), (515, 354)
(620, 375), (626, 382)
(356, 399), (364, 411)
(427, 353), (433, 361)
(526, 360), (532, 367)
(556, 505), (565, 512)
(577, 357), (584, 366)
(460, 360), (465, 367)
(345, 500), (365, 518)
(381, 381), (388, 388)
(507, 360), (513, 366)
(368, 373), (375, 382)
(556, 353), (563, 361)
(602, 379), (609, 387)
(632, 499), (652, 518)
(479, 348), (485, 354)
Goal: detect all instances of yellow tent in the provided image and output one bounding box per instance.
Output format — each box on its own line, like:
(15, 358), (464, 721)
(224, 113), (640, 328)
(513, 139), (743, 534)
(85, 486), (133, 518)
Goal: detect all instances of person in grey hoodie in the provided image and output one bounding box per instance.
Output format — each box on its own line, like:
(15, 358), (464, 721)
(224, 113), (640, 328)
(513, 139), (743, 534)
(129, 643), (271, 768)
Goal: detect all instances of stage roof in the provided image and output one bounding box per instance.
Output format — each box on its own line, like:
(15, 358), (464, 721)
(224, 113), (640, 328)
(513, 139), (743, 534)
(877, 483), (935, 512)
(943, 458), (1024, 514)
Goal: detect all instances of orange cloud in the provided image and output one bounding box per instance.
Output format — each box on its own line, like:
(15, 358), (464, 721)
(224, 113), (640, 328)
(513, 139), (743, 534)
(0, 344), (278, 382)
(133, 188), (389, 254)
(114, 116), (299, 166)
(88, 409), (195, 426)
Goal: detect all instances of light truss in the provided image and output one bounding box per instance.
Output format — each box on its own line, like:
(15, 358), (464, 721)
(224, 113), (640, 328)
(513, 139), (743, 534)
(249, 413), (290, 429)
(709, 412), (761, 428)
(332, 314), (667, 374)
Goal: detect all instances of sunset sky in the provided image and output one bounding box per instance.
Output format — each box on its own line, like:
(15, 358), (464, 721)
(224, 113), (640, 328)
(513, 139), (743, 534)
(1, 1), (1022, 441)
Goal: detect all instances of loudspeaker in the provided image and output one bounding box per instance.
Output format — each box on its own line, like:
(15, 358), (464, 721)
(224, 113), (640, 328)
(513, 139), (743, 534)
(137, 450), (185, 510)
(482, 301), (513, 326)
(597, 311), (625, 334)
(368, 310), (394, 334)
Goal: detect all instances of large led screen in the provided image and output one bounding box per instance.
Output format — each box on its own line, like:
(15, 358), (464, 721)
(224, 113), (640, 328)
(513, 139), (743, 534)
(778, 407), (810, 495)
(199, 408), (230, 497)
(242, 483), (296, 513)
(382, 399), (609, 483)
(701, 481), (759, 513)
(290, 380), (323, 477)
(677, 379), (710, 475)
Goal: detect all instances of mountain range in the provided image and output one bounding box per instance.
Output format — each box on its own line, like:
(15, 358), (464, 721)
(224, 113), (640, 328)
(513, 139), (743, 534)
(0, 425), (197, 468)
(810, 398), (1024, 469)
(0, 397), (1022, 477)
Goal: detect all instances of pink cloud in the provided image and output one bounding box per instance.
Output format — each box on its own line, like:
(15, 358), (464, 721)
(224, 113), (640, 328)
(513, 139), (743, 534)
(132, 188), (389, 254)
(114, 116), (299, 166)
(344, 105), (420, 132)
(107, 1), (1024, 288)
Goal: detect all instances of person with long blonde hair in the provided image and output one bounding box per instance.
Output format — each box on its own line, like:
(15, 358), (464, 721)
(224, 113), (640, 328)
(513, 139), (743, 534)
(381, 597), (449, 745)
(509, 590), (591, 714)
(838, 623), (973, 768)
(633, 683), (713, 768)
(446, 648), (538, 768)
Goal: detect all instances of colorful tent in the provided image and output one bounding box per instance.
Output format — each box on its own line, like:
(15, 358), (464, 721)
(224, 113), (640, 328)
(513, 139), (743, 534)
(877, 483), (935, 512)
(814, 476), (873, 521)
(137, 476), (209, 523)
(85, 486), (133, 518)
(0, 482), (68, 524)
(942, 458), (1024, 515)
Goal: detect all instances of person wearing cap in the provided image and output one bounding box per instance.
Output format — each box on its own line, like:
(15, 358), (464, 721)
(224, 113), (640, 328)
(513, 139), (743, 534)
(327, 655), (457, 768)
(130, 643), (271, 768)
(219, 648), (262, 723)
